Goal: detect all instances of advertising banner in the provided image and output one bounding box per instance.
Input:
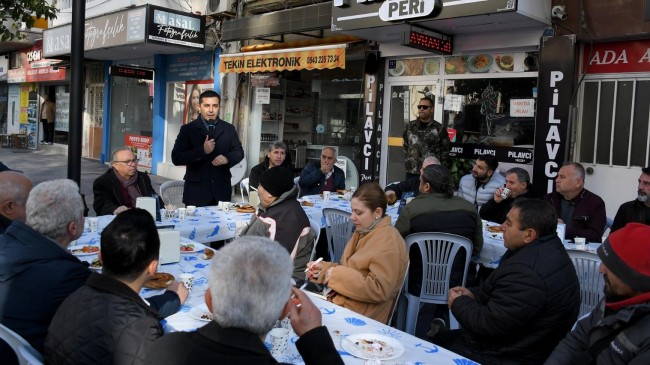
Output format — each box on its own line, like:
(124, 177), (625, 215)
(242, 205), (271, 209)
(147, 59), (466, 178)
(220, 45), (346, 73)
(582, 39), (650, 74)
(183, 81), (213, 125)
(148, 5), (205, 49)
(125, 134), (153, 168)
(533, 35), (576, 192)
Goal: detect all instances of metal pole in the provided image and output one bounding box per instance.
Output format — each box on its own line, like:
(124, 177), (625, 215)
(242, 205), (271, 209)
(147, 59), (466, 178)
(67, 0), (85, 185)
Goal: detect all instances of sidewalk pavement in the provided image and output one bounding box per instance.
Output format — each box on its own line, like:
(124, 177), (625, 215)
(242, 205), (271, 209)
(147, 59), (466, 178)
(0, 144), (172, 216)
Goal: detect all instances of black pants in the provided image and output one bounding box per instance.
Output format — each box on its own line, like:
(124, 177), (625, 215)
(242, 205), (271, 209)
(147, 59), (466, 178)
(41, 119), (54, 143)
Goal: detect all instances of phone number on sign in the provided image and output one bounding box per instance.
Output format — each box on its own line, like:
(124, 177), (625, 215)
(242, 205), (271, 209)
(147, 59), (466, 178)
(306, 55), (340, 64)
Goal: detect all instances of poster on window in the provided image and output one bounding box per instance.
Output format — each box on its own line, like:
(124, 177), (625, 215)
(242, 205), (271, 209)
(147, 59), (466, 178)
(125, 133), (152, 168)
(55, 91), (70, 132)
(183, 81), (213, 125)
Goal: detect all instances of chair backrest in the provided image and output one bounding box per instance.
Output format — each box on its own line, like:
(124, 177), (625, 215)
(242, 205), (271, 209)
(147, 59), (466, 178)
(307, 217), (322, 262)
(230, 158), (247, 186)
(0, 323), (44, 365)
(338, 155), (359, 189)
(567, 249), (604, 318)
(404, 232), (473, 304)
(159, 180), (185, 208)
(322, 208), (355, 263)
(240, 177), (250, 202)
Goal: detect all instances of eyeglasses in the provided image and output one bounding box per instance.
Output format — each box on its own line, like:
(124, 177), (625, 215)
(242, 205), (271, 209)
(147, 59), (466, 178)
(417, 105), (431, 110)
(115, 159), (139, 165)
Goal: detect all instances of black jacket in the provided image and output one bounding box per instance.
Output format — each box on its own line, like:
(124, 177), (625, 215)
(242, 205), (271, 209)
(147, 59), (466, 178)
(92, 168), (162, 216)
(145, 321), (343, 365)
(249, 155), (293, 189)
(45, 273), (174, 365)
(385, 175), (421, 199)
(171, 117), (244, 206)
(298, 161), (345, 197)
(450, 234), (581, 364)
(480, 188), (541, 224)
(545, 189), (606, 242)
(611, 199), (650, 233)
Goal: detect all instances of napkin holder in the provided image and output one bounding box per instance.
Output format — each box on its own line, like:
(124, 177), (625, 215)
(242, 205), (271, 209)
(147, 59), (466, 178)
(556, 223), (566, 242)
(158, 229), (180, 264)
(136, 197), (157, 221)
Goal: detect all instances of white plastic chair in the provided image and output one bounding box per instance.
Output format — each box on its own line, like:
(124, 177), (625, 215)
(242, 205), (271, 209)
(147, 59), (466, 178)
(399, 232), (472, 335)
(308, 217), (322, 262)
(322, 208), (355, 263)
(240, 177), (250, 203)
(567, 249), (604, 318)
(159, 180), (185, 208)
(230, 158), (247, 187)
(0, 323), (44, 365)
(338, 155), (359, 189)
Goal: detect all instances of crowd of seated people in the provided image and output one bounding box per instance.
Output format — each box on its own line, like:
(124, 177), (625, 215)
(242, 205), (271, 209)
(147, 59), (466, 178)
(2, 155), (650, 365)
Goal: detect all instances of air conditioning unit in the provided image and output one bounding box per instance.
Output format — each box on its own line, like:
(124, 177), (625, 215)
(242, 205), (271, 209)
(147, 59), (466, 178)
(206, 0), (235, 16)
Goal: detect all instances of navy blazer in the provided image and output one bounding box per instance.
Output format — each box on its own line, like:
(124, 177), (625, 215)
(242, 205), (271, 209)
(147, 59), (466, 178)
(171, 117), (244, 206)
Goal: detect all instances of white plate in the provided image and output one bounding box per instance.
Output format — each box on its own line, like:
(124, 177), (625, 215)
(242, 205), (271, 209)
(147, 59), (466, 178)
(89, 258), (102, 271)
(190, 304), (213, 322)
(467, 54), (494, 73)
(388, 60), (405, 76)
(180, 242), (205, 254)
(68, 245), (100, 256)
(424, 59), (439, 75)
(485, 225), (503, 240)
(341, 333), (405, 360)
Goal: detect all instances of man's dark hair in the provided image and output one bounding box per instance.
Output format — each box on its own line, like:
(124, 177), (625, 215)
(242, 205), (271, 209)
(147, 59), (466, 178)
(100, 208), (160, 281)
(420, 97), (435, 107)
(199, 90), (221, 104)
(506, 167), (531, 187)
(477, 155), (499, 172)
(642, 167), (650, 175)
(422, 164), (453, 198)
(511, 199), (558, 237)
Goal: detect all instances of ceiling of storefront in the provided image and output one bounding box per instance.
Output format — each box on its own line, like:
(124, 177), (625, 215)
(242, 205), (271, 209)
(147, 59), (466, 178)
(80, 43), (206, 61)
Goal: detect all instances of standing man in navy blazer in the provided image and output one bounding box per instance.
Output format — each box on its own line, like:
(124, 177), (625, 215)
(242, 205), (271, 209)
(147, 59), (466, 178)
(172, 90), (244, 207)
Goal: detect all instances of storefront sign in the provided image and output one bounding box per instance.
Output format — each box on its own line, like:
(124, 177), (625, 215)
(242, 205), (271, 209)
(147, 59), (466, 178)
(7, 41), (66, 83)
(533, 35), (576, 193)
(332, 0), (515, 32)
(110, 66), (154, 80)
(582, 39), (650, 74)
(148, 5), (205, 49)
(359, 68), (382, 184)
(401, 27), (453, 55)
(125, 134), (153, 168)
(448, 143), (534, 164)
(43, 7), (146, 57)
(219, 45), (346, 73)
(255, 87), (270, 104)
(166, 51), (213, 82)
(510, 98), (535, 117)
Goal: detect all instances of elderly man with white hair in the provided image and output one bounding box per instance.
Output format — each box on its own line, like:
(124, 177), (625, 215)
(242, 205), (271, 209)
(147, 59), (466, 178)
(0, 179), (91, 358)
(146, 236), (343, 365)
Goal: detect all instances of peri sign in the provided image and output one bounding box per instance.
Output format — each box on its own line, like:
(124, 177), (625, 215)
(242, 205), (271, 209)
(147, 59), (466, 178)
(378, 0), (440, 21)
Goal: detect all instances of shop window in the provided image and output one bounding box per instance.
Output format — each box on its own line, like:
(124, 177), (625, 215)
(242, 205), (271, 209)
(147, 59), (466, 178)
(579, 79), (650, 167)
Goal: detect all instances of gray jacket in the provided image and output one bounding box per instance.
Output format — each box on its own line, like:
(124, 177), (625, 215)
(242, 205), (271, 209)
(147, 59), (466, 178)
(457, 172), (505, 211)
(545, 298), (650, 365)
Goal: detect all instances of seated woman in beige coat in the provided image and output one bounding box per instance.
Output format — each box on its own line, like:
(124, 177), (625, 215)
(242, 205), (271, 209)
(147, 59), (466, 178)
(306, 182), (408, 324)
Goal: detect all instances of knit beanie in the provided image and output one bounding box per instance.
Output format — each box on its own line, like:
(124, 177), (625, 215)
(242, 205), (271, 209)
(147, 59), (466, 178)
(259, 167), (295, 197)
(597, 222), (650, 292)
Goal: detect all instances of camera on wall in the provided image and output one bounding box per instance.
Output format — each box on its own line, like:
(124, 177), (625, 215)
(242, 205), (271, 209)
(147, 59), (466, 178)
(551, 5), (567, 20)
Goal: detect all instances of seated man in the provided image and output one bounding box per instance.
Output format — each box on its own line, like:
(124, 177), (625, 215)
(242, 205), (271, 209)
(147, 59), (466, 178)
(545, 162), (606, 242)
(45, 209), (188, 365)
(145, 236), (344, 365)
(457, 155), (505, 211)
(249, 140), (293, 190)
(611, 166), (650, 232)
(0, 171), (32, 233)
(480, 167), (540, 224)
(241, 167), (313, 282)
(385, 155), (439, 203)
(298, 146), (344, 197)
(439, 199), (580, 364)
(93, 147), (162, 216)
(545, 223), (650, 364)
(0, 179), (91, 358)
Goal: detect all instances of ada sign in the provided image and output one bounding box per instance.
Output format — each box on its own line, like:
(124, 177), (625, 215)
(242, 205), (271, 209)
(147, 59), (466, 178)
(379, 0), (440, 22)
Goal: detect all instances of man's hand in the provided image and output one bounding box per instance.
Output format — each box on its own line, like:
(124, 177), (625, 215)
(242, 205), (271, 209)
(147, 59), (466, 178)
(114, 206), (129, 215)
(288, 288), (322, 336)
(212, 154), (229, 166)
(204, 135), (215, 155)
(167, 281), (189, 304)
(448, 286), (475, 307)
(493, 187), (505, 203)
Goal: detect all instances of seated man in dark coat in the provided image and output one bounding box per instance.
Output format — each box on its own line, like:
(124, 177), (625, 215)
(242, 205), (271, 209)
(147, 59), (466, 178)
(145, 236), (344, 365)
(93, 147), (162, 216)
(385, 155), (439, 203)
(480, 167), (540, 224)
(0, 179), (91, 361)
(298, 146), (344, 197)
(45, 209), (188, 365)
(437, 199), (580, 364)
(611, 166), (650, 232)
(249, 140), (293, 190)
(241, 167), (313, 283)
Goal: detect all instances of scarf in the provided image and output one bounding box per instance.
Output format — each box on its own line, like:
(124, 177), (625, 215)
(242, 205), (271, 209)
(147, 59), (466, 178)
(114, 170), (141, 207)
(358, 216), (383, 238)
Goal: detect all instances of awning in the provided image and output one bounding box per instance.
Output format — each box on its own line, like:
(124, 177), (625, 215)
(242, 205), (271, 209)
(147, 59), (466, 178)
(219, 44), (346, 74)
